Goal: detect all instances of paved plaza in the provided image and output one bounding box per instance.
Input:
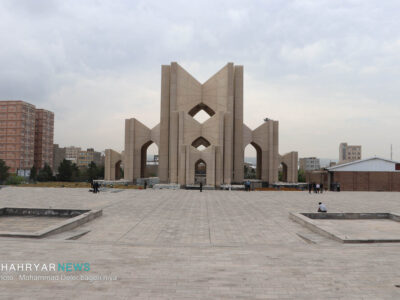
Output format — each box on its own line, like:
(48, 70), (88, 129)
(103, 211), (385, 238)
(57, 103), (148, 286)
(1, 187), (400, 299)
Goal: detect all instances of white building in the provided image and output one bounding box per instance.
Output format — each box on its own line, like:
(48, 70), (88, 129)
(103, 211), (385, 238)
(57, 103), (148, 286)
(339, 142), (361, 163)
(299, 157), (320, 171)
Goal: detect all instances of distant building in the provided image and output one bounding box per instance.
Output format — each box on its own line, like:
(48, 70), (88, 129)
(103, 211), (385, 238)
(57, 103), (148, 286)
(299, 157), (320, 171)
(53, 146), (104, 172)
(339, 142), (361, 163)
(65, 146), (81, 163)
(34, 109), (54, 170)
(328, 157), (400, 191)
(307, 157), (400, 191)
(77, 148), (103, 167)
(53, 144), (66, 173)
(0, 100), (54, 174)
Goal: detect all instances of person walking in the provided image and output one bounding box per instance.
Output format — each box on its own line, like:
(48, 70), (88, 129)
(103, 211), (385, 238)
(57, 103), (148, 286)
(199, 182), (203, 192)
(308, 183), (312, 194)
(93, 181), (99, 193)
(247, 180), (251, 192)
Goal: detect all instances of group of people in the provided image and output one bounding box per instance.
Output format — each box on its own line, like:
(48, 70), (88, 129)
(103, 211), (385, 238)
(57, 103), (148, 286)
(308, 183), (324, 194)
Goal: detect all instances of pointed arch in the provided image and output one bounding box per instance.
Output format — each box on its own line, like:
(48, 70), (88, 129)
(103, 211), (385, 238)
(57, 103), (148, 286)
(194, 159), (207, 184)
(191, 136), (211, 149)
(188, 103), (215, 118)
(140, 141), (159, 178)
(252, 142), (262, 179)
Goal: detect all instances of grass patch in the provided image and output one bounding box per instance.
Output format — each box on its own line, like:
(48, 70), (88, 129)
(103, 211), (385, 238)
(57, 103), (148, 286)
(18, 182), (144, 189)
(19, 182), (91, 188)
(254, 187), (301, 191)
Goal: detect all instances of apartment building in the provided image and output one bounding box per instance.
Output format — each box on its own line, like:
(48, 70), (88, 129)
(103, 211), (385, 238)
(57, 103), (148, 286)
(77, 148), (103, 167)
(0, 100), (53, 174)
(65, 146), (81, 163)
(299, 157), (320, 171)
(339, 142), (362, 163)
(34, 109), (54, 169)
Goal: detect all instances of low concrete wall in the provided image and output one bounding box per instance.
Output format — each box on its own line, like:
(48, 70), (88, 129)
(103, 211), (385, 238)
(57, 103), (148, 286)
(0, 207), (102, 238)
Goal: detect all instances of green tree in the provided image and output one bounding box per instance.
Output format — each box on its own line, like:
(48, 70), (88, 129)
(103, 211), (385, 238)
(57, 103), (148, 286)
(77, 167), (88, 182)
(71, 163), (80, 181)
(244, 164), (256, 179)
(298, 169), (306, 182)
(0, 159), (10, 183)
(30, 166), (37, 181)
(37, 164), (54, 182)
(86, 162), (99, 182)
(98, 165), (106, 179)
(57, 159), (79, 181)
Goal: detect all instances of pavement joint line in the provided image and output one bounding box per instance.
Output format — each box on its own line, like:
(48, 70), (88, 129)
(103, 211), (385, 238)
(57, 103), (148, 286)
(115, 194), (171, 242)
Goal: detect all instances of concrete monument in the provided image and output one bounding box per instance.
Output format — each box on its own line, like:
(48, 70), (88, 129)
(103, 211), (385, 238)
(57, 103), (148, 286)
(105, 63), (298, 186)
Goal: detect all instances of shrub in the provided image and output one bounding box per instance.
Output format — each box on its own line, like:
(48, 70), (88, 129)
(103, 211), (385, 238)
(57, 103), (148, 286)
(5, 175), (25, 185)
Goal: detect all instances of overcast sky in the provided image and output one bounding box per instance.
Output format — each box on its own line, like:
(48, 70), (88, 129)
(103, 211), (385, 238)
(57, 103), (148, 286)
(1, 0), (399, 160)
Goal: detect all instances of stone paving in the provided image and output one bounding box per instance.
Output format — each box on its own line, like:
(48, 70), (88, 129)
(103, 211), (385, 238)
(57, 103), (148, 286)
(0, 216), (64, 233)
(1, 187), (400, 299)
(311, 219), (400, 241)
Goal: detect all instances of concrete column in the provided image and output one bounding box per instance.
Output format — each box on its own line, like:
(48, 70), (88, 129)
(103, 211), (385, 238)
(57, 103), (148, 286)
(261, 150), (269, 182)
(223, 112), (233, 184)
(104, 149), (113, 180)
(178, 145), (186, 185)
(268, 121), (274, 182)
(158, 65), (170, 183)
(124, 119), (135, 182)
(168, 63), (178, 183)
(215, 146), (221, 187)
(133, 146), (141, 180)
(169, 111), (179, 183)
(273, 121), (279, 183)
(233, 66), (244, 183)
(185, 145), (191, 185)
(206, 146), (216, 186)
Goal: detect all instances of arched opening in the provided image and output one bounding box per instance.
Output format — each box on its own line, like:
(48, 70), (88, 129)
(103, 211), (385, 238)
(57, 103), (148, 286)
(188, 103), (215, 123)
(279, 162), (288, 182)
(115, 160), (122, 180)
(192, 136), (211, 151)
(194, 159), (206, 185)
(140, 141), (159, 178)
(244, 142), (262, 179)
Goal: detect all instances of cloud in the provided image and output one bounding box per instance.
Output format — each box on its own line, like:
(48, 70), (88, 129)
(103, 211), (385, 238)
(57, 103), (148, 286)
(0, 0), (400, 159)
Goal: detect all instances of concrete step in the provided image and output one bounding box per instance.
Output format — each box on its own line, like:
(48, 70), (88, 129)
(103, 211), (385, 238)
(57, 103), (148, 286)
(45, 229), (90, 240)
(296, 231), (337, 245)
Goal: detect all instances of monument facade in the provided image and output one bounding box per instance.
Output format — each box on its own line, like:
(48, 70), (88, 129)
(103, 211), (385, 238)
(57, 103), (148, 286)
(105, 63), (298, 186)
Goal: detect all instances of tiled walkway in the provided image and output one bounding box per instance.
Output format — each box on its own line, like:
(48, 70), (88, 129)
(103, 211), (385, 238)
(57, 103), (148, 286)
(1, 187), (400, 299)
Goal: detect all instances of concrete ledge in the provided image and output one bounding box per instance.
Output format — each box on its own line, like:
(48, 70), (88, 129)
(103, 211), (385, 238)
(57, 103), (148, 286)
(290, 212), (343, 243)
(0, 207), (102, 239)
(153, 184), (181, 190)
(290, 212), (400, 243)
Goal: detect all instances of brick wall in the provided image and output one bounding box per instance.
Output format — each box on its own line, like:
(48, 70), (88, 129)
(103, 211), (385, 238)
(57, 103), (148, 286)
(332, 171), (400, 191)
